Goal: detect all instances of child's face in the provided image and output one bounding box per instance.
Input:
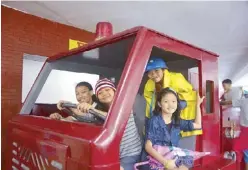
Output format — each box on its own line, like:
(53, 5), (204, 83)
(159, 93), (178, 114)
(97, 87), (115, 105)
(75, 86), (93, 104)
(148, 68), (164, 83)
(222, 83), (231, 91)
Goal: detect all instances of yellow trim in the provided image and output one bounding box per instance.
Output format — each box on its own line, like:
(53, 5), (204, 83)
(181, 129), (203, 137)
(69, 39), (87, 50)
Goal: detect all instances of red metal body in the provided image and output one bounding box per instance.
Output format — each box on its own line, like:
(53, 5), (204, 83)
(220, 105), (245, 170)
(5, 26), (239, 170)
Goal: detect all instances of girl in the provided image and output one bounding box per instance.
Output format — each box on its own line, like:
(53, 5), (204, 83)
(145, 87), (204, 170)
(49, 81), (99, 121)
(77, 78), (142, 170)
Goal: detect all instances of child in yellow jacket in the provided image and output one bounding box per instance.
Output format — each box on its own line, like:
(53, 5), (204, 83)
(144, 57), (202, 137)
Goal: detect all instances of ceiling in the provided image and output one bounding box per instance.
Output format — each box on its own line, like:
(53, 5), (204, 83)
(2, 1), (248, 86)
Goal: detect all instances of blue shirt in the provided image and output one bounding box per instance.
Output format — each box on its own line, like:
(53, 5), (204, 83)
(147, 114), (194, 147)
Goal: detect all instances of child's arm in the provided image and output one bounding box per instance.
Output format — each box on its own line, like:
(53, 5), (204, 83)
(221, 99), (242, 107)
(145, 140), (176, 169)
(145, 117), (166, 164)
(145, 140), (166, 164)
(91, 108), (108, 117)
(192, 92), (205, 129)
(77, 103), (108, 117)
(220, 94), (225, 101)
(220, 100), (232, 105)
(145, 117), (177, 169)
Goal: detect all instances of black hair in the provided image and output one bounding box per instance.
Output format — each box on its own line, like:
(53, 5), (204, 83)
(76, 81), (93, 91)
(222, 79), (232, 84)
(153, 87), (181, 126)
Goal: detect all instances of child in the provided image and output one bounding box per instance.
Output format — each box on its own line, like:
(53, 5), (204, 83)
(145, 87), (204, 170)
(77, 78), (142, 170)
(49, 81), (99, 121)
(220, 78), (243, 105)
(144, 58), (201, 137)
(220, 79), (233, 102)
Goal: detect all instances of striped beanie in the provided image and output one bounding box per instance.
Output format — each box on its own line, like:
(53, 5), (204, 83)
(95, 78), (116, 96)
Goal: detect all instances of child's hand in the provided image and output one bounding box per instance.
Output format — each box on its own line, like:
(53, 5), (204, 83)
(197, 92), (205, 105)
(77, 102), (93, 113)
(49, 113), (62, 120)
(163, 159), (177, 169)
(57, 100), (71, 110)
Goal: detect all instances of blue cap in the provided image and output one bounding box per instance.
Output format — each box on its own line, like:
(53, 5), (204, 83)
(145, 57), (168, 72)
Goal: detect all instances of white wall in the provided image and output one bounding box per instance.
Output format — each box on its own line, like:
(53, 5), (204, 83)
(233, 73), (248, 87)
(22, 55), (99, 104)
(36, 70), (99, 104)
(22, 57), (45, 102)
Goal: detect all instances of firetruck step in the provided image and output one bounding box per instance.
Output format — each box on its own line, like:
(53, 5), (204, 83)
(192, 157), (236, 170)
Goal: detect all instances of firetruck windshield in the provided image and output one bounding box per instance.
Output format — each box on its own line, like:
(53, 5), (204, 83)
(20, 35), (137, 119)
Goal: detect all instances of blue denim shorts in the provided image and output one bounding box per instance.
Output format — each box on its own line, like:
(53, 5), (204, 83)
(244, 150), (248, 163)
(120, 154), (140, 170)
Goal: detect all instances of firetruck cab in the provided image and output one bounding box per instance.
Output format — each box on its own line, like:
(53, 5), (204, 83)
(6, 25), (240, 170)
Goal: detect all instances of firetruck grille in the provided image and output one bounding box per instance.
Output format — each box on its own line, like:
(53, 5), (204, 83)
(11, 141), (63, 170)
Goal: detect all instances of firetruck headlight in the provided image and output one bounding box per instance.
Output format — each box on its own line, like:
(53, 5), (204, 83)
(224, 151), (237, 161)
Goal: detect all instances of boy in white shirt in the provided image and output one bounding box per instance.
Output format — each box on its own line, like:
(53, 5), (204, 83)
(220, 79), (233, 103)
(220, 79), (243, 105)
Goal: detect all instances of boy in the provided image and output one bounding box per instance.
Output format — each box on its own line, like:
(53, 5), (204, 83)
(221, 79), (233, 102)
(220, 79), (243, 104)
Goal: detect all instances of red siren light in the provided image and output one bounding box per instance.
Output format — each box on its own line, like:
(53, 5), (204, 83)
(95, 22), (113, 40)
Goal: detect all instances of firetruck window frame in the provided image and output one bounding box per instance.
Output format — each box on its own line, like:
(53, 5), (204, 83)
(206, 80), (214, 114)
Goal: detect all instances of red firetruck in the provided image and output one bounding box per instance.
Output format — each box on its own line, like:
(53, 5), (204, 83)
(5, 24), (244, 170)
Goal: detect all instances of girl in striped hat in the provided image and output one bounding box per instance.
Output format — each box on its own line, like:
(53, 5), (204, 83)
(77, 78), (142, 170)
(77, 78), (116, 117)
